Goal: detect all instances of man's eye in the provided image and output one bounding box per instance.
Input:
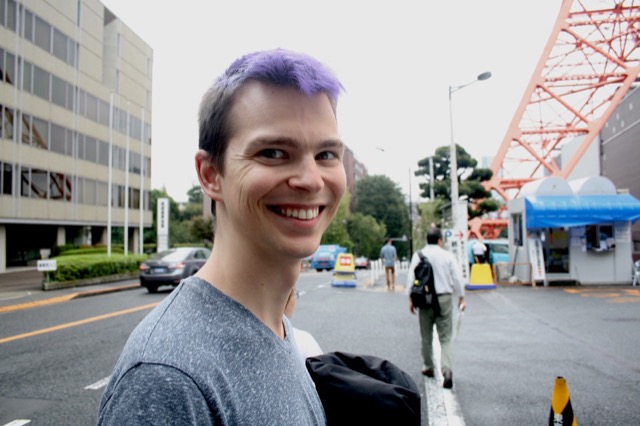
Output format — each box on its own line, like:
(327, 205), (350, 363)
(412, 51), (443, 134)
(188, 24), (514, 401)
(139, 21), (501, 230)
(259, 149), (286, 159)
(316, 151), (338, 161)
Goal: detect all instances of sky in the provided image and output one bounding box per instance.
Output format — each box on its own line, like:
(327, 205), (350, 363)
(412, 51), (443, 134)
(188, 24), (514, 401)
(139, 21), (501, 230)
(100, 0), (560, 203)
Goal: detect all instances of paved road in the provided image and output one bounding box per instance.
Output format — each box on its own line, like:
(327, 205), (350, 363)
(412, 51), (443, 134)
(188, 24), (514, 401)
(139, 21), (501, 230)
(2, 267), (639, 425)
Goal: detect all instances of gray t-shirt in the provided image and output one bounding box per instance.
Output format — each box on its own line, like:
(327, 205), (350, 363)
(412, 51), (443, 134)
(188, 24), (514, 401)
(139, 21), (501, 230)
(98, 277), (326, 425)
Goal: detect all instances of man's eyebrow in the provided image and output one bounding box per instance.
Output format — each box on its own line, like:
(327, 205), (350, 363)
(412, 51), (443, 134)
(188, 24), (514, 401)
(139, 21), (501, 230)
(246, 137), (344, 150)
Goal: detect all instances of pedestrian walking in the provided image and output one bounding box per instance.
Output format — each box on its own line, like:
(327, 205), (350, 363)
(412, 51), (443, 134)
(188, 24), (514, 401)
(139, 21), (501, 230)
(472, 240), (488, 264)
(380, 239), (398, 290)
(97, 48), (346, 425)
(407, 227), (465, 389)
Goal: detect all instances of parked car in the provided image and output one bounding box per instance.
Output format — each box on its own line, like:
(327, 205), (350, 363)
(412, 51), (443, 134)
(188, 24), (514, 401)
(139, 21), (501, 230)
(354, 256), (370, 270)
(468, 239), (509, 265)
(139, 247), (211, 293)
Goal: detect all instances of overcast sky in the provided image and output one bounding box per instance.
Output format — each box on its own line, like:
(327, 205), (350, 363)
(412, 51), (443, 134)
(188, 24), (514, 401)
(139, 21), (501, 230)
(100, 0), (559, 202)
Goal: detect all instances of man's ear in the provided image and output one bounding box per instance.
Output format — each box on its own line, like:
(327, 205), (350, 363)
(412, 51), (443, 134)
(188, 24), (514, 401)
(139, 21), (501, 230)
(195, 150), (222, 203)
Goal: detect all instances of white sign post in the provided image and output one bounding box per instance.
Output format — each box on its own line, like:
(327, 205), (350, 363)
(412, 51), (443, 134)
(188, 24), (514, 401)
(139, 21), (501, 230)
(157, 198), (170, 253)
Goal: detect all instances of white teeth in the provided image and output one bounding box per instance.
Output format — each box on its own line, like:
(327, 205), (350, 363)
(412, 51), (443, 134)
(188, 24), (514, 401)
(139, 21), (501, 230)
(279, 207), (319, 220)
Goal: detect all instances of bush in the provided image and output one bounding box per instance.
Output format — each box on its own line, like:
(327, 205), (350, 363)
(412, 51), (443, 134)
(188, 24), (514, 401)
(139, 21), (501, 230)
(57, 247), (124, 257)
(46, 253), (148, 282)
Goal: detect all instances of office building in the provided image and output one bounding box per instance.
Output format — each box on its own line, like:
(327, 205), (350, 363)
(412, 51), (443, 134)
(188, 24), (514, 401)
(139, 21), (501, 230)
(0, 0), (153, 271)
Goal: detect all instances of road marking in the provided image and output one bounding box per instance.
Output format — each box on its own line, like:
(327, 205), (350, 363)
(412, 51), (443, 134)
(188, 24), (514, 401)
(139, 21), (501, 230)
(426, 333), (466, 425)
(564, 288), (640, 303)
(0, 303), (159, 344)
(0, 294), (78, 313)
(3, 420), (31, 426)
(85, 376), (111, 390)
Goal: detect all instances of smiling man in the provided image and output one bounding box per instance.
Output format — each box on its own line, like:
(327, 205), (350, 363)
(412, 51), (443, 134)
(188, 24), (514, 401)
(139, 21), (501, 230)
(98, 49), (346, 425)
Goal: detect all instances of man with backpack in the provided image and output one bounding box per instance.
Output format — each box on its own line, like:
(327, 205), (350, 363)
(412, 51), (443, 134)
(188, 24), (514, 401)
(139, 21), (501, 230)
(407, 227), (465, 389)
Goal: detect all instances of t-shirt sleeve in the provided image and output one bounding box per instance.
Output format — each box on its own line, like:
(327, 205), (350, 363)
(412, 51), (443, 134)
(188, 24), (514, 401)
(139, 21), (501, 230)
(98, 364), (215, 426)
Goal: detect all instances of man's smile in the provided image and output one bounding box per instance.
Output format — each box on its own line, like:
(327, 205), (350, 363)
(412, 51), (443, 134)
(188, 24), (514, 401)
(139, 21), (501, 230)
(270, 206), (323, 220)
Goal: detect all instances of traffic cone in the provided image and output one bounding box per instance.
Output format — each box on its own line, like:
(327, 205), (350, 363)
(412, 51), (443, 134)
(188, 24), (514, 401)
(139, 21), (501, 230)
(466, 263), (496, 290)
(549, 376), (576, 425)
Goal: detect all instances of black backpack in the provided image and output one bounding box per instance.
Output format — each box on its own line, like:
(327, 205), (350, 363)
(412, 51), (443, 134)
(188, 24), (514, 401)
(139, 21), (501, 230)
(410, 251), (441, 316)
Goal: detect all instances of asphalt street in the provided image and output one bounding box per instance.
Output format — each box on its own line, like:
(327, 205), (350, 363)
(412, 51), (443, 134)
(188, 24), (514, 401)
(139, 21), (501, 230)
(1, 267), (639, 425)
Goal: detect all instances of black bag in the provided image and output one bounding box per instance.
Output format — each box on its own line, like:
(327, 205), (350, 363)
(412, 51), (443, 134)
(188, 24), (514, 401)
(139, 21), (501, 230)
(410, 251), (440, 316)
(306, 352), (421, 426)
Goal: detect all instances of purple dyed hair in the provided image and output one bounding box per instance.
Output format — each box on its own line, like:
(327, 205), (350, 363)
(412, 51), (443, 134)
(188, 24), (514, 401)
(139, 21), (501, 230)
(198, 49), (344, 175)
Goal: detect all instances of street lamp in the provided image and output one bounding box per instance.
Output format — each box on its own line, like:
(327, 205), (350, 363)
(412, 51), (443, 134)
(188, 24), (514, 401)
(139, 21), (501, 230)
(448, 71), (491, 231)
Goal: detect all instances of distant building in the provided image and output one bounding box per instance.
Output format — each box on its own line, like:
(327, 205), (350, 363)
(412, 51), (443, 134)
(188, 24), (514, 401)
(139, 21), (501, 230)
(0, 0), (153, 271)
(343, 145), (367, 209)
(600, 86), (640, 252)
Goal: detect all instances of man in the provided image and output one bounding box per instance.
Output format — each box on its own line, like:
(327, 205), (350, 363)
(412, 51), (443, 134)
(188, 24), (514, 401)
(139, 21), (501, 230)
(380, 238), (398, 290)
(407, 227), (465, 389)
(98, 49), (346, 424)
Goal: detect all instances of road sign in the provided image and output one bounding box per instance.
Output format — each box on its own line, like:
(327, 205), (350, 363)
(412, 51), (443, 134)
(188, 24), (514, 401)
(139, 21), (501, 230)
(37, 260), (57, 271)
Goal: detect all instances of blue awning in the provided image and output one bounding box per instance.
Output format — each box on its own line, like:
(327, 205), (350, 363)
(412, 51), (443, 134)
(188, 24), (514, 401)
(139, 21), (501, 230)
(525, 194), (640, 228)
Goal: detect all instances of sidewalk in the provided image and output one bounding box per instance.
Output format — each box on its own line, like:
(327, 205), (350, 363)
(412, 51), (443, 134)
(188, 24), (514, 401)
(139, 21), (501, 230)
(0, 267), (140, 310)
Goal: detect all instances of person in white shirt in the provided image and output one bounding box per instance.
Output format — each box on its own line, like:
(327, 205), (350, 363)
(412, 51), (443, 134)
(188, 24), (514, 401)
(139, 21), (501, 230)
(285, 288), (323, 362)
(407, 227), (465, 389)
(472, 240), (488, 264)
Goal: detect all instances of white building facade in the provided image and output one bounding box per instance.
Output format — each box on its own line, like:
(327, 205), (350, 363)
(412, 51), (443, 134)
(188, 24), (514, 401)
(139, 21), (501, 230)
(0, 0), (153, 271)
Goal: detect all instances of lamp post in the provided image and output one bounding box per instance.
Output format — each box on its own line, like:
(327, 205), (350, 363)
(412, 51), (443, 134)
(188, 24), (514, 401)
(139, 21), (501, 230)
(448, 71), (491, 231)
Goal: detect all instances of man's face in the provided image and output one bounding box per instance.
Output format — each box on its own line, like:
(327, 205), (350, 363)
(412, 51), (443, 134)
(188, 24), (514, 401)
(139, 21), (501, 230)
(215, 81), (346, 260)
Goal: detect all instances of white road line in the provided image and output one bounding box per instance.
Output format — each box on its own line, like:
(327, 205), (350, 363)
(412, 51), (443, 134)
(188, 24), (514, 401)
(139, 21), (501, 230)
(85, 376), (110, 390)
(425, 335), (466, 425)
(3, 420), (31, 426)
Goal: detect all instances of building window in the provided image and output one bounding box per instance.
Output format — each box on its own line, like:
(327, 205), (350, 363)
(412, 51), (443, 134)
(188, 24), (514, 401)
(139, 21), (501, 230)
(98, 140), (109, 166)
(31, 117), (48, 149)
(21, 60), (32, 92)
(50, 123), (64, 154)
(30, 168), (48, 198)
(85, 136), (97, 162)
(5, 50), (15, 84)
(34, 15), (51, 52)
(20, 166), (29, 197)
(6, 0), (17, 32)
(586, 224), (615, 251)
(2, 161), (13, 194)
(20, 113), (30, 144)
(49, 172), (64, 200)
(1, 105), (14, 139)
(23, 9), (34, 42)
(33, 65), (50, 100)
(96, 181), (107, 206)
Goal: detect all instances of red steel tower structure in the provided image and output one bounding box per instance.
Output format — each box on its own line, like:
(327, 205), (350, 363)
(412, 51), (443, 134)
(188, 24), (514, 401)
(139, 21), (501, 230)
(470, 0), (640, 239)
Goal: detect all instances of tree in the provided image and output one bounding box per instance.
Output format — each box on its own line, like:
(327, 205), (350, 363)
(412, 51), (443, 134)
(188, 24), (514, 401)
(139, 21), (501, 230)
(354, 175), (410, 258)
(321, 193), (353, 251)
(414, 199), (446, 248)
(347, 213), (386, 259)
(187, 185), (204, 204)
(415, 144), (499, 218)
(189, 215), (214, 246)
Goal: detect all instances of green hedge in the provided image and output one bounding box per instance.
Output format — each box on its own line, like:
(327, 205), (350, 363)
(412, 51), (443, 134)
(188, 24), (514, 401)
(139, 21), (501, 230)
(56, 247), (124, 257)
(46, 253), (148, 282)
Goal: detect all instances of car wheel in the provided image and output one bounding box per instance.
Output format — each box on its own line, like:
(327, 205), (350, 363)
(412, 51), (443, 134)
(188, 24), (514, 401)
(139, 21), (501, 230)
(146, 284), (159, 294)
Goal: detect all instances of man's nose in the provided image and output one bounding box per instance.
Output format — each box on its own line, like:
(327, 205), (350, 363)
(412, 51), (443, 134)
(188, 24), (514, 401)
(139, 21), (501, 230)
(288, 158), (324, 192)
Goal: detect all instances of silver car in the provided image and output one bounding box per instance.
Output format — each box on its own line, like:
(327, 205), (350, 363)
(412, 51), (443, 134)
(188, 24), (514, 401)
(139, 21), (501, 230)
(139, 247), (211, 293)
